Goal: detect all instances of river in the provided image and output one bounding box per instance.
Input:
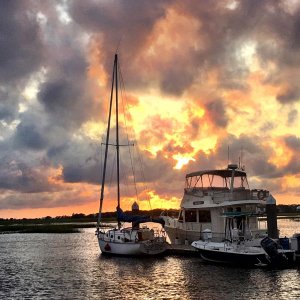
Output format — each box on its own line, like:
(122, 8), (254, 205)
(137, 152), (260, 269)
(0, 219), (300, 299)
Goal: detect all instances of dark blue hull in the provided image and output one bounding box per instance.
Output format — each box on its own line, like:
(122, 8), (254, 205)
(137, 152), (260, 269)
(197, 248), (269, 267)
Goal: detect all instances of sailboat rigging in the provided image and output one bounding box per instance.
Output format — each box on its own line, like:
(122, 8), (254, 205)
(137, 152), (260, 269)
(96, 54), (167, 256)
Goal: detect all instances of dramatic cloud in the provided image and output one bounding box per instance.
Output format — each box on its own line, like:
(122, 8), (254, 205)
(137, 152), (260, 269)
(1, 0), (300, 218)
(0, 1), (43, 83)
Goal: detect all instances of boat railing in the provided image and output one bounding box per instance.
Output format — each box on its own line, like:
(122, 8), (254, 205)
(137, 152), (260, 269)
(174, 221), (205, 232)
(185, 187), (269, 202)
(199, 231), (255, 243)
(212, 189), (251, 202)
(212, 189), (269, 203)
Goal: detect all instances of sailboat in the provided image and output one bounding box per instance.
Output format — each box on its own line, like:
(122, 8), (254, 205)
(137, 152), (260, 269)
(96, 54), (167, 256)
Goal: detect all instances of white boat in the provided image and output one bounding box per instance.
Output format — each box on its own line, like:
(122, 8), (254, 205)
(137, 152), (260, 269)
(161, 164), (269, 245)
(191, 225), (296, 268)
(191, 240), (269, 267)
(191, 212), (269, 266)
(96, 54), (167, 256)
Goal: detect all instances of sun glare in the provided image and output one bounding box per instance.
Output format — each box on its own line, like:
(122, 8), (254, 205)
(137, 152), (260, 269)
(173, 154), (196, 169)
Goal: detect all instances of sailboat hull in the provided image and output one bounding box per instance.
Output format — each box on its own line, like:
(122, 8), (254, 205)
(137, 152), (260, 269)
(98, 238), (166, 256)
(99, 238), (141, 255)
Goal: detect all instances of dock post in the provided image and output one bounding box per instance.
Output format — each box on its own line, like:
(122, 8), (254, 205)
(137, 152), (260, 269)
(266, 194), (279, 239)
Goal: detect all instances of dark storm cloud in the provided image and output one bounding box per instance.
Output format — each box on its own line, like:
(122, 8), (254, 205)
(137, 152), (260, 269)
(36, 24), (98, 129)
(69, 0), (174, 92)
(47, 144), (69, 160)
(62, 161), (100, 184)
(212, 134), (279, 178)
(38, 77), (89, 129)
(57, 129), (179, 198)
(0, 158), (54, 193)
(0, 88), (20, 123)
(14, 122), (48, 151)
(0, 1), (43, 83)
(166, 0), (256, 93)
(0, 1), (44, 128)
(287, 109), (298, 125)
(205, 99), (228, 128)
(160, 66), (195, 96)
(69, 0), (168, 55)
(277, 86), (300, 104)
(210, 134), (300, 180)
(284, 135), (300, 152)
(67, 0), (300, 99)
(46, 137), (100, 184)
(283, 156), (300, 176)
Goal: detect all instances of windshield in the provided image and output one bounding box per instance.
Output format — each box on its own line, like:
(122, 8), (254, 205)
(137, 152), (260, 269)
(186, 173), (249, 189)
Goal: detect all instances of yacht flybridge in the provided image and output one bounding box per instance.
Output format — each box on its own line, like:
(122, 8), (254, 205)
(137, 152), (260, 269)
(161, 164), (269, 245)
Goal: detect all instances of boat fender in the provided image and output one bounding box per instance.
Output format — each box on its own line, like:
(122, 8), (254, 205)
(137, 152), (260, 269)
(104, 243), (111, 251)
(257, 190), (266, 200)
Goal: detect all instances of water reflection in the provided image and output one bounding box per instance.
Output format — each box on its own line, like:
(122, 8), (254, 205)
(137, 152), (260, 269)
(1, 224), (300, 299)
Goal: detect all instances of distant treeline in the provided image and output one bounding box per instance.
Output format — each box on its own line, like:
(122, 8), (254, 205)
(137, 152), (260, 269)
(0, 205), (299, 226)
(0, 209), (179, 225)
(277, 204), (300, 214)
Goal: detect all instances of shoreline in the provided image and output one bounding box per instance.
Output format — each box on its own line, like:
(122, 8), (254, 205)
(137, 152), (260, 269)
(0, 215), (299, 234)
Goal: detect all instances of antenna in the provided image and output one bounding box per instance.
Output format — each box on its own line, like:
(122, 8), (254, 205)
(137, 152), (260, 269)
(240, 146), (243, 169)
(227, 145), (230, 165)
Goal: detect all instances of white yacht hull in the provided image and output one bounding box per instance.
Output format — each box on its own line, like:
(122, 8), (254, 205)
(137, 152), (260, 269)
(164, 223), (265, 245)
(164, 225), (202, 245)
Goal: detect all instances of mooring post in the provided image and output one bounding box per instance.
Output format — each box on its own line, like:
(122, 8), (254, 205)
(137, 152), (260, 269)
(266, 194), (279, 239)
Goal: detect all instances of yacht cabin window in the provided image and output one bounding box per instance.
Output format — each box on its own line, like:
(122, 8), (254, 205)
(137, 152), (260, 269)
(178, 210), (183, 222)
(185, 210), (197, 222)
(198, 210), (211, 222)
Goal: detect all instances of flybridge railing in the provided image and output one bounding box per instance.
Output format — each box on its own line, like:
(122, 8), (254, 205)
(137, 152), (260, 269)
(213, 189), (252, 202)
(184, 188), (269, 203)
(213, 191), (269, 203)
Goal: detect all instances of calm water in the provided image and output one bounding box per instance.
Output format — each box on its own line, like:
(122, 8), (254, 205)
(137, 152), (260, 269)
(1, 220), (300, 300)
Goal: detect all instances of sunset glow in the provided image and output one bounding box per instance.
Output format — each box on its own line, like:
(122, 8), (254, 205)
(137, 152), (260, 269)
(1, 1), (300, 218)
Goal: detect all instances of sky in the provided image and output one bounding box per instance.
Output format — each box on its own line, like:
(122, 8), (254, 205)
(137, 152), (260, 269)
(1, 0), (300, 219)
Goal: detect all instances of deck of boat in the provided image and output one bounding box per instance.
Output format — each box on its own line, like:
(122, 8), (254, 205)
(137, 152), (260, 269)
(165, 243), (197, 256)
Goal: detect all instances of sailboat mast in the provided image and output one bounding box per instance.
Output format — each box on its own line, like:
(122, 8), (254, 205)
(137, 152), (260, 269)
(97, 55), (116, 229)
(115, 54), (121, 230)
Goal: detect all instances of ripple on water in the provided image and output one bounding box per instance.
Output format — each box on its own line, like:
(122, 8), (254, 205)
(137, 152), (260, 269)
(0, 225), (300, 299)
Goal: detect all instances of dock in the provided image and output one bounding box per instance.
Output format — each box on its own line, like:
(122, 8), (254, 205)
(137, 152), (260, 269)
(166, 243), (198, 256)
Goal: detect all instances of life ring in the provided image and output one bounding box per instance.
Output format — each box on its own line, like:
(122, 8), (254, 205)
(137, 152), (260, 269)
(104, 243), (111, 251)
(257, 190), (265, 200)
